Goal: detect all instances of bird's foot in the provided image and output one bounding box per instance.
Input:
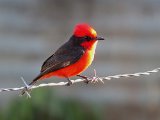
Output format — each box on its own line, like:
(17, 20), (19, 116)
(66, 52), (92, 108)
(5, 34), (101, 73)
(91, 69), (104, 84)
(77, 75), (90, 84)
(66, 78), (73, 86)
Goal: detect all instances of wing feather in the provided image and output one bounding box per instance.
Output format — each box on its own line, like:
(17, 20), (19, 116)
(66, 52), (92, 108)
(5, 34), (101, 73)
(40, 45), (85, 76)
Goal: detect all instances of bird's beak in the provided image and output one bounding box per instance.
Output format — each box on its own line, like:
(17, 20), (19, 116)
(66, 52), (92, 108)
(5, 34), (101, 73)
(96, 36), (105, 40)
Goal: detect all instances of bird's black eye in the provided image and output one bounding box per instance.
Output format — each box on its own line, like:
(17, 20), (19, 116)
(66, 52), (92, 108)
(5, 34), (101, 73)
(84, 36), (92, 41)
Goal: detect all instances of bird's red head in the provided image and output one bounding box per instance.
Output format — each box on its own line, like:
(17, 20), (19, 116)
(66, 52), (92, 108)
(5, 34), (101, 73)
(74, 23), (97, 38)
(73, 23), (104, 49)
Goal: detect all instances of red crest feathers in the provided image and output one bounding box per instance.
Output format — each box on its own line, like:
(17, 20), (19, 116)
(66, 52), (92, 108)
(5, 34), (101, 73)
(74, 23), (97, 38)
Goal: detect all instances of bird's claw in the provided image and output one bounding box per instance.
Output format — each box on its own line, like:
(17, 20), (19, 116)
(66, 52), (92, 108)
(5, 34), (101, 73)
(77, 75), (90, 84)
(83, 78), (90, 84)
(66, 80), (73, 86)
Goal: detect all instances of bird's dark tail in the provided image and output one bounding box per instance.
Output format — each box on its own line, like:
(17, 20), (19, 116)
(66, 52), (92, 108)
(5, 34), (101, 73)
(20, 74), (42, 96)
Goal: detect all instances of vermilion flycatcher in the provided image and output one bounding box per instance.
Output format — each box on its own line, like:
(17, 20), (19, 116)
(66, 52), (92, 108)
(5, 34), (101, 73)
(21, 23), (104, 95)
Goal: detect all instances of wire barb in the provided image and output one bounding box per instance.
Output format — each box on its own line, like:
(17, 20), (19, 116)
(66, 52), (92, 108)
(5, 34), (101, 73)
(91, 69), (104, 84)
(20, 77), (31, 98)
(0, 67), (160, 94)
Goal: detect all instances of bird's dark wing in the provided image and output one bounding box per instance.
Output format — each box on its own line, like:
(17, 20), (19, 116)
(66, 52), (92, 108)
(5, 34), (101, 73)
(40, 45), (85, 76)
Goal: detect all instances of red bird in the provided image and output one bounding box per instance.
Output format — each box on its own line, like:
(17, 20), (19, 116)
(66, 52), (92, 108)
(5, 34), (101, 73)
(21, 23), (104, 95)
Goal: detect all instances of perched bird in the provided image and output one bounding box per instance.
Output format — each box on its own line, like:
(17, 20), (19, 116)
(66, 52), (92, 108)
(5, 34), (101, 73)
(21, 23), (104, 95)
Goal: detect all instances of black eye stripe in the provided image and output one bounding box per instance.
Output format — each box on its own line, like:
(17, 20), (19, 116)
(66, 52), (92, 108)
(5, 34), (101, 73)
(84, 36), (92, 41)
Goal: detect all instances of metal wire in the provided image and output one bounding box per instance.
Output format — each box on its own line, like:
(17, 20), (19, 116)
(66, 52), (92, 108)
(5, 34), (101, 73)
(0, 67), (160, 94)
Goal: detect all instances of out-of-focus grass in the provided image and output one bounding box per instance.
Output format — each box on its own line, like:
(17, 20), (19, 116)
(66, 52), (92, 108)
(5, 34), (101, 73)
(0, 88), (102, 120)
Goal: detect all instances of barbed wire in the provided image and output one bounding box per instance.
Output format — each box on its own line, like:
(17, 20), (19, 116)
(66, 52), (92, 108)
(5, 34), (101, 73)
(0, 67), (160, 97)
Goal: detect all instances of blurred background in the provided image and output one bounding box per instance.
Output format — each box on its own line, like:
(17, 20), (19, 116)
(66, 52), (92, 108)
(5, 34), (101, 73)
(0, 0), (160, 120)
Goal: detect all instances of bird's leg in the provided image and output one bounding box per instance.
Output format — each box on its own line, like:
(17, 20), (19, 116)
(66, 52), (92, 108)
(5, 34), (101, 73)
(66, 77), (73, 86)
(77, 75), (90, 84)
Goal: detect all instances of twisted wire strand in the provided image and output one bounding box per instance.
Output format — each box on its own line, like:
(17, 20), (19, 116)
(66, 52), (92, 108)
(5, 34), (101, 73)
(0, 67), (160, 93)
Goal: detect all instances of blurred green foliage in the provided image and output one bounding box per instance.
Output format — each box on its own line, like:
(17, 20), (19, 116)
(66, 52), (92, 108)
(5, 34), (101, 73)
(0, 88), (101, 120)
